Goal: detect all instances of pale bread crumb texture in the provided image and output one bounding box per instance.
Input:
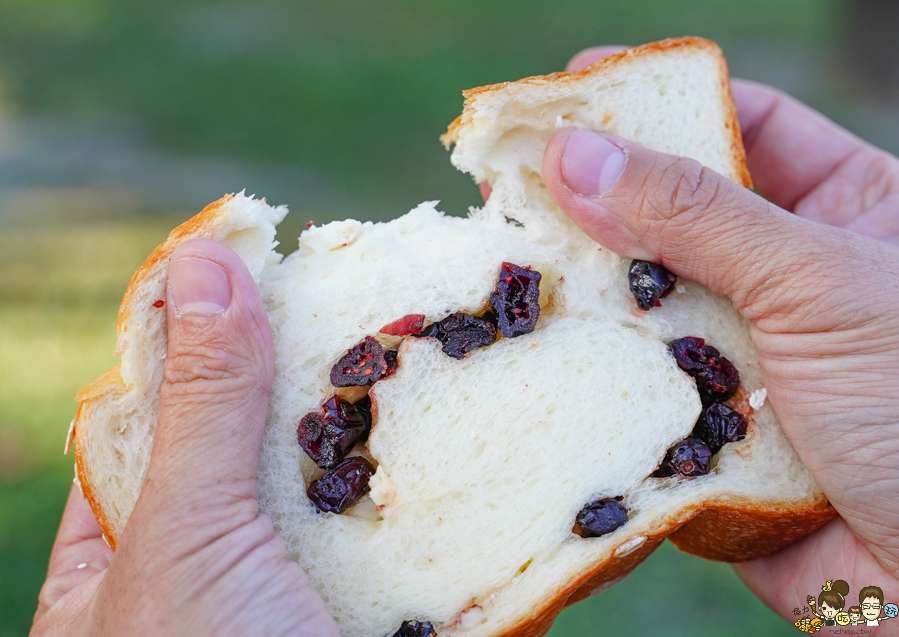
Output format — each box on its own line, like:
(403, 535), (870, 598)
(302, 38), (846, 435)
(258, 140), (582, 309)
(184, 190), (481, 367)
(74, 39), (826, 637)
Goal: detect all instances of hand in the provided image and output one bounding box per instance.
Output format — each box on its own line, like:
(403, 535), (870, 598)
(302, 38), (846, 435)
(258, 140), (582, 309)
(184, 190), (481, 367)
(542, 46), (899, 627)
(32, 239), (338, 636)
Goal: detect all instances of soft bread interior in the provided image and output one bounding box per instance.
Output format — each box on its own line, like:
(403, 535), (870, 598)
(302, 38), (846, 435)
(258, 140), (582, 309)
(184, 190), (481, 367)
(75, 39), (825, 637)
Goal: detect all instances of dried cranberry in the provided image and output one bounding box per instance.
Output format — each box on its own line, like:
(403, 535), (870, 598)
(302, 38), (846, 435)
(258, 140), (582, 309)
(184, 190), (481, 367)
(392, 620), (436, 637)
(489, 262), (541, 338)
(353, 395), (373, 442)
(385, 349), (399, 376)
(307, 456), (374, 514)
(418, 312), (497, 359)
(297, 396), (371, 469)
(668, 337), (740, 405)
(692, 402), (747, 454)
(574, 498), (628, 538)
(330, 337), (391, 387)
(380, 314), (426, 336)
(655, 437), (712, 477)
(152, 299), (165, 308)
(628, 260), (676, 310)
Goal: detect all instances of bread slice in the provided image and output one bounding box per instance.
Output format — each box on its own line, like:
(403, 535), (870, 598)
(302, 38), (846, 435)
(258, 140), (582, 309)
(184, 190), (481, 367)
(71, 38), (834, 637)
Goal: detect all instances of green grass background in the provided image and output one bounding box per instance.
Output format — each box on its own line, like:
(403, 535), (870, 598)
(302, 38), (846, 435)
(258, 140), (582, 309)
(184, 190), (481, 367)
(0, 0), (888, 634)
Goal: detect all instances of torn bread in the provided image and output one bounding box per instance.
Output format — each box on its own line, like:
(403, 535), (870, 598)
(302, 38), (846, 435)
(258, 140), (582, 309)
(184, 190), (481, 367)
(72, 38), (834, 637)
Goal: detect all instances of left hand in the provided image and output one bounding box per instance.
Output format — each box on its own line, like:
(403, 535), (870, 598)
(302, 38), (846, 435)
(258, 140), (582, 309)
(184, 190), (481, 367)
(32, 239), (338, 637)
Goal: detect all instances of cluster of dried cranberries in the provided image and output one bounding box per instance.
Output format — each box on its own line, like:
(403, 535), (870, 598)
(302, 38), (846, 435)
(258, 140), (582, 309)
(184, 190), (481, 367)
(628, 263), (749, 478)
(300, 262), (543, 516)
(655, 336), (747, 478)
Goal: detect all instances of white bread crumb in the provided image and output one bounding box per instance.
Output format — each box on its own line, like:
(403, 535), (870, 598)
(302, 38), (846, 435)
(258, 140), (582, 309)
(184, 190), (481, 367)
(749, 388), (768, 411)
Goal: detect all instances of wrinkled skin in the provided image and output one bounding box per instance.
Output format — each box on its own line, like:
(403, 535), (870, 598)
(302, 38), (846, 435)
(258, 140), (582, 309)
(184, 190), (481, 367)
(543, 45), (899, 634)
(33, 48), (899, 636)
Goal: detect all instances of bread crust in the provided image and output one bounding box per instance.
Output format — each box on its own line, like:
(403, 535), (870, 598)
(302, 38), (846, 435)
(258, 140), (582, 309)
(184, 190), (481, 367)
(70, 45), (834, 636)
(441, 36), (752, 189)
(493, 496), (835, 637)
(668, 496), (836, 562)
(74, 399), (120, 550)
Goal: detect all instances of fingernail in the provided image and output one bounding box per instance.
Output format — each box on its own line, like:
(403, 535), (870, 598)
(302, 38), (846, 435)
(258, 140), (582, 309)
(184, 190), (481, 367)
(561, 128), (626, 197)
(168, 257), (231, 316)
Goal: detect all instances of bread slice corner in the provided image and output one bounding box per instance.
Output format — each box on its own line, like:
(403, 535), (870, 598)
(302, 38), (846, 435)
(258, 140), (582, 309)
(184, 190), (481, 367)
(442, 37), (751, 190)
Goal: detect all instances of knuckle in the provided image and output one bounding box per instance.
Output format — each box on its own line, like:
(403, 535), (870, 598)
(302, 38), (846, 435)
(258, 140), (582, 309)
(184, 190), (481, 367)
(35, 586), (54, 618)
(633, 157), (740, 252)
(163, 343), (264, 400)
(166, 344), (242, 384)
(863, 149), (899, 198)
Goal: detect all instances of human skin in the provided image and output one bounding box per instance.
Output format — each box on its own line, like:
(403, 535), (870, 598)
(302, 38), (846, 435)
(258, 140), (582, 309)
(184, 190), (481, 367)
(33, 48), (899, 636)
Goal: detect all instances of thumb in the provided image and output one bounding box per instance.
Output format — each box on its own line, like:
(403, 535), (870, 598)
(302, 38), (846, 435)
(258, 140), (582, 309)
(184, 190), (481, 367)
(133, 238), (274, 536)
(542, 127), (864, 326)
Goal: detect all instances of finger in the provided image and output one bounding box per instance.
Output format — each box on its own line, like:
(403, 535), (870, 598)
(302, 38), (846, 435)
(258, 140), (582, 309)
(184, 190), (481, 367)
(732, 79), (899, 234)
(35, 483), (112, 620)
(541, 126), (893, 328)
(565, 45), (629, 72)
(130, 238), (274, 540)
(734, 518), (899, 622)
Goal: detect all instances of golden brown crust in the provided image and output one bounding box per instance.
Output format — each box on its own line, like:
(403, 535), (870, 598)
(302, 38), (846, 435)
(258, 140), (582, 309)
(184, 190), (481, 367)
(495, 595), (569, 637)
(73, 400), (120, 551)
(668, 496), (836, 562)
(74, 363), (127, 402)
(715, 45), (753, 188)
(440, 37), (753, 189)
(73, 194), (238, 549)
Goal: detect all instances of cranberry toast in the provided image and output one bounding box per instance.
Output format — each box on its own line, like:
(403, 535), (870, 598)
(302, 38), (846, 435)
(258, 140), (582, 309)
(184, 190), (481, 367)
(71, 38), (834, 637)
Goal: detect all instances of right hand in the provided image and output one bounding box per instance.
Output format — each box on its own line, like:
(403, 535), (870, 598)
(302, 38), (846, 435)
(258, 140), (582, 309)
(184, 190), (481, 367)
(542, 46), (899, 627)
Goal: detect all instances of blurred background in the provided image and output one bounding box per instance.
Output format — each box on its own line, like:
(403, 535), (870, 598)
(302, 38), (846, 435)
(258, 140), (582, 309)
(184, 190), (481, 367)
(1, 0), (897, 634)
